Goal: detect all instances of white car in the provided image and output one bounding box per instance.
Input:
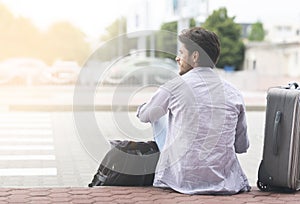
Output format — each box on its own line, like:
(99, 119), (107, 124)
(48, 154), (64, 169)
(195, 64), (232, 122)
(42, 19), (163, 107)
(102, 56), (178, 86)
(0, 58), (49, 85)
(42, 61), (81, 85)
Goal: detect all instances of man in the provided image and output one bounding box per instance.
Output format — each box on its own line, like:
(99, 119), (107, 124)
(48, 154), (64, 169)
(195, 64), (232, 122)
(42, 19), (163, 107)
(136, 27), (250, 194)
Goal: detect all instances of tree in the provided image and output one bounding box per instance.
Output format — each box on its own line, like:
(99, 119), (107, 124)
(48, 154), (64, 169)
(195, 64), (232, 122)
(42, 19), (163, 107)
(43, 21), (90, 65)
(201, 7), (245, 70)
(158, 19), (196, 59)
(0, 3), (90, 65)
(100, 17), (127, 42)
(0, 4), (42, 60)
(248, 21), (265, 41)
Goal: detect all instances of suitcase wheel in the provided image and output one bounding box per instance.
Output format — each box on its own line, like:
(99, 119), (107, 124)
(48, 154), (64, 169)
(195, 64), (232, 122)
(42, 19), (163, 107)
(257, 180), (271, 192)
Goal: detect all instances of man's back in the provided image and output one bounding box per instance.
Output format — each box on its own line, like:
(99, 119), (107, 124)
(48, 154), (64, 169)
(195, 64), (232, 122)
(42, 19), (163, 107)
(153, 67), (250, 194)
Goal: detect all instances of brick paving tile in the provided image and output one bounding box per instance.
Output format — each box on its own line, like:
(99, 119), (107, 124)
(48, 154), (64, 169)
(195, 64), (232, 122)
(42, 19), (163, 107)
(50, 197), (72, 202)
(241, 197), (263, 203)
(130, 196), (155, 202)
(69, 190), (92, 195)
(91, 196), (115, 202)
(89, 187), (115, 193)
(128, 192), (154, 198)
(69, 194), (93, 200)
(204, 200), (242, 204)
(278, 195), (300, 201)
(52, 202), (70, 204)
(30, 201), (52, 204)
(49, 192), (71, 198)
(285, 202), (300, 204)
(0, 192), (10, 197)
(153, 199), (179, 204)
(49, 188), (71, 193)
(71, 199), (95, 204)
(29, 196), (52, 202)
(151, 195), (178, 201)
(113, 199), (137, 204)
(9, 189), (30, 195)
(182, 200), (215, 204)
(244, 202), (266, 204)
(135, 201), (157, 204)
(89, 192), (113, 197)
(29, 188), (52, 192)
(111, 194), (136, 200)
(1, 186), (300, 203)
(173, 195), (201, 202)
(6, 197), (30, 203)
(260, 201), (286, 204)
(29, 191), (51, 196)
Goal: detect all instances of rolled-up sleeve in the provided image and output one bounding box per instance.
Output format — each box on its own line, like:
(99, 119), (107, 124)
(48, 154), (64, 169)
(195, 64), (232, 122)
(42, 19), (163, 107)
(136, 88), (170, 123)
(234, 103), (249, 154)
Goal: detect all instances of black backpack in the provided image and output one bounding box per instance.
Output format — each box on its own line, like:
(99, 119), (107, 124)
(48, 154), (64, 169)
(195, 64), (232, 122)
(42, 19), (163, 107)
(88, 140), (160, 187)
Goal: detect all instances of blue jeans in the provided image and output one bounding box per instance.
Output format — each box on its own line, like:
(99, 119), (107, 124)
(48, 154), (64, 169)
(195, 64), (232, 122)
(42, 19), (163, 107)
(152, 115), (167, 151)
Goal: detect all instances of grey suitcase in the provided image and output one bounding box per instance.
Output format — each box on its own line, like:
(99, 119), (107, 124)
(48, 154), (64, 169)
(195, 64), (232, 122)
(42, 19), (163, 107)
(257, 83), (300, 192)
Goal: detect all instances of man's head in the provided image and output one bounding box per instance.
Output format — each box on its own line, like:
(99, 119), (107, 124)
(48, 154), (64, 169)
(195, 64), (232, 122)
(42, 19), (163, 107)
(176, 27), (220, 75)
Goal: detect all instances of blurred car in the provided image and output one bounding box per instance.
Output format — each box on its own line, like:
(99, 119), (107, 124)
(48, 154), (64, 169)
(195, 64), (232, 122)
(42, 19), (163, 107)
(77, 60), (110, 86)
(41, 60), (81, 85)
(102, 56), (178, 86)
(0, 58), (49, 85)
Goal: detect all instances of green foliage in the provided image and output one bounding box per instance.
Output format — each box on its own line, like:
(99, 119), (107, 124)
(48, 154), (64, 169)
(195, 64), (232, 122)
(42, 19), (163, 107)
(161, 21), (177, 33)
(248, 21), (265, 41)
(44, 22), (90, 65)
(157, 22), (177, 59)
(158, 19), (196, 59)
(95, 17), (138, 61)
(0, 3), (91, 65)
(100, 17), (127, 42)
(201, 7), (245, 70)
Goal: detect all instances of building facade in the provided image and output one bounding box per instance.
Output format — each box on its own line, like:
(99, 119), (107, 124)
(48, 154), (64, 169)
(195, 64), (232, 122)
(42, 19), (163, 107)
(244, 41), (300, 77)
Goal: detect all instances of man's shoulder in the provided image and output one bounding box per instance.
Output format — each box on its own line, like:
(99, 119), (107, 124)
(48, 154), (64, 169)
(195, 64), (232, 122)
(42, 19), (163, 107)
(222, 79), (244, 98)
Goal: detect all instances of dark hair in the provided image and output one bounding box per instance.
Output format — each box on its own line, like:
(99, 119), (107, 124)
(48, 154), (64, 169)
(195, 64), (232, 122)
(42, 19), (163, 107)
(178, 27), (220, 67)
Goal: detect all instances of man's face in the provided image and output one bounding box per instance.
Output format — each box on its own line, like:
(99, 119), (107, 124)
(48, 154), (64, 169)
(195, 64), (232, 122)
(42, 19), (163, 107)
(175, 44), (193, 76)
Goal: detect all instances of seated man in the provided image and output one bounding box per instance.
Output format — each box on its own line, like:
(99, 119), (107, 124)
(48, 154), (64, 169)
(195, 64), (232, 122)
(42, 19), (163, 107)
(136, 27), (250, 194)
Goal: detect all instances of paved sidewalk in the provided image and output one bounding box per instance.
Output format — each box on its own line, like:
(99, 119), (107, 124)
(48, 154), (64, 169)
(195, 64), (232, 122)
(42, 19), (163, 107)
(1, 186), (300, 204)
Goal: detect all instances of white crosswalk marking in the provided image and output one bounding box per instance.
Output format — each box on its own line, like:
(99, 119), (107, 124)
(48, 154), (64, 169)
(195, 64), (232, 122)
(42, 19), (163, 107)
(0, 138), (53, 143)
(0, 155), (55, 160)
(0, 145), (54, 150)
(0, 168), (57, 176)
(0, 112), (57, 177)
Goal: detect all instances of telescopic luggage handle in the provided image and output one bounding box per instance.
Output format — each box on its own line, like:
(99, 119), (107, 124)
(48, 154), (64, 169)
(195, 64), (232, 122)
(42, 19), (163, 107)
(287, 82), (299, 89)
(273, 111), (282, 155)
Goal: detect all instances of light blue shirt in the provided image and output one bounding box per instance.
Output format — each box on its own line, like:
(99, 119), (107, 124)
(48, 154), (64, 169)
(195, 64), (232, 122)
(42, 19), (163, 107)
(137, 67), (250, 194)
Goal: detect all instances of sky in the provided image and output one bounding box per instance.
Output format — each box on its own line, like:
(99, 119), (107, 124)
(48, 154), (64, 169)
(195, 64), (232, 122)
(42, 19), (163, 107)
(0, 0), (131, 39)
(209, 0), (300, 24)
(1, 0), (300, 39)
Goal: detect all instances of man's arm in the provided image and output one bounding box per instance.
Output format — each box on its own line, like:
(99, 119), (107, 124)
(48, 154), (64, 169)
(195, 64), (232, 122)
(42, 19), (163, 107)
(234, 104), (250, 154)
(136, 88), (170, 123)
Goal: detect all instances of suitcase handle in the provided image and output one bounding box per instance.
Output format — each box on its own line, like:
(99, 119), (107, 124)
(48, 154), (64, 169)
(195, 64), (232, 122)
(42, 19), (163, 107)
(289, 82), (299, 89)
(273, 111), (282, 155)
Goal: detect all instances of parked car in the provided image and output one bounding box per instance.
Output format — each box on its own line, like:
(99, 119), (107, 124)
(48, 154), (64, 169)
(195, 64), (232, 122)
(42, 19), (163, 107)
(41, 60), (81, 85)
(102, 56), (178, 86)
(77, 60), (110, 86)
(0, 58), (49, 85)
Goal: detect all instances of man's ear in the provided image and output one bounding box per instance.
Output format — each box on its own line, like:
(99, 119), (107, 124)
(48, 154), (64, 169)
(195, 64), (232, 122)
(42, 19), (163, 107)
(192, 51), (200, 62)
